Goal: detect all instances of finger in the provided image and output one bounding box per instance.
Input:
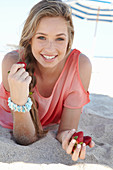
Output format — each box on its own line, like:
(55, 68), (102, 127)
(62, 129), (76, 150)
(9, 63), (25, 75)
(19, 71), (29, 81)
(89, 141), (95, 148)
(72, 144), (81, 161)
(25, 76), (32, 84)
(66, 139), (76, 154)
(79, 143), (86, 160)
(13, 68), (26, 78)
(10, 68), (26, 82)
(15, 68), (26, 76)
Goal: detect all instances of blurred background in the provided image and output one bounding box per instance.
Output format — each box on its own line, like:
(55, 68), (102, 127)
(0, 0), (113, 96)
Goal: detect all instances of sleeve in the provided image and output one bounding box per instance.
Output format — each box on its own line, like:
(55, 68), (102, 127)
(0, 83), (11, 112)
(63, 70), (90, 109)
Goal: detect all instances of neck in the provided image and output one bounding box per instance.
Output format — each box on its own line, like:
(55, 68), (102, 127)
(37, 64), (58, 79)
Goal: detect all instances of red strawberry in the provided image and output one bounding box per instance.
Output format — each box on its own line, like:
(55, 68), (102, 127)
(17, 62), (27, 70)
(70, 131), (92, 153)
(8, 62), (27, 74)
(71, 131), (84, 144)
(83, 136), (92, 145)
(71, 131), (84, 153)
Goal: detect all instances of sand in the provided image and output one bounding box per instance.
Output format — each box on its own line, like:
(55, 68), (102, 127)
(0, 96), (113, 170)
(0, 53), (113, 169)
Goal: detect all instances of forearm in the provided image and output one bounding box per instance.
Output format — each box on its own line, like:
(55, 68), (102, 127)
(12, 110), (37, 145)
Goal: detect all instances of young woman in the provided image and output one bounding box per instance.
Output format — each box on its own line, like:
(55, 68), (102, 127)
(0, 0), (95, 161)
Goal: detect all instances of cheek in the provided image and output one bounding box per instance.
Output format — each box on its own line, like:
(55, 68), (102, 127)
(31, 41), (41, 54)
(61, 41), (69, 54)
(57, 39), (68, 50)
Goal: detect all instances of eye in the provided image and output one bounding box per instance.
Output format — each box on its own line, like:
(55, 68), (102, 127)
(56, 38), (64, 41)
(37, 36), (46, 40)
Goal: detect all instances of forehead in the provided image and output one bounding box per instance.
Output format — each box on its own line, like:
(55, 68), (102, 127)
(36, 16), (68, 34)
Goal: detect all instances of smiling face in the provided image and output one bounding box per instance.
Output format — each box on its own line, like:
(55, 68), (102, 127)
(30, 16), (69, 69)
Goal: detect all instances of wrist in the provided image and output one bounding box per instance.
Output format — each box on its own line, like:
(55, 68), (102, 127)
(8, 97), (32, 113)
(56, 130), (70, 143)
(56, 129), (77, 143)
(11, 97), (28, 106)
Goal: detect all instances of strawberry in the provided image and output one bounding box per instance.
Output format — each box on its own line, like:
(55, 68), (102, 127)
(71, 131), (84, 144)
(70, 131), (92, 153)
(8, 62), (27, 74)
(83, 136), (92, 145)
(70, 131), (84, 153)
(17, 62), (27, 70)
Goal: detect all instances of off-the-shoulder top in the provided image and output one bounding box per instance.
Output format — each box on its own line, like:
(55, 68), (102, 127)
(0, 49), (90, 129)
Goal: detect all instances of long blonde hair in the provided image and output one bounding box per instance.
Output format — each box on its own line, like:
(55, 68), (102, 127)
(19, 0), (74, 139)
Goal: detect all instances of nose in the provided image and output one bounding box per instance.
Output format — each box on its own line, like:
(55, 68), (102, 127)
(44, 40), (56, 53)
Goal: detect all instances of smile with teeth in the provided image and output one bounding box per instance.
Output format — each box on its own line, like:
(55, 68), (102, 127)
(42, 54), (57, 60)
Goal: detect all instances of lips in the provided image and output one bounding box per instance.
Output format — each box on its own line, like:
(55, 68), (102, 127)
(41, 54), (57, 62)
(42, 55), (56, 59)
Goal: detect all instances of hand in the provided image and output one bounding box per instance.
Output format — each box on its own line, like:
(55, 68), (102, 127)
(62, 129), (95, 161)
(8, 63), (32, 105)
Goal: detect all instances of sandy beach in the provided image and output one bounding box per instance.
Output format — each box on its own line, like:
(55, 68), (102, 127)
(0, 52), (113, 170)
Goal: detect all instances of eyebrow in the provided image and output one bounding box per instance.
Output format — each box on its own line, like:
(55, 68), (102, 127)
(36, 32), (66, 36)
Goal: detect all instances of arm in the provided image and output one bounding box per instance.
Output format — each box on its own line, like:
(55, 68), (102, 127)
(56, 54), (94, 160)
(56, 107), (81, 142)
(2, 52), (37, 145)
(56, 53), (92, 139)
(2, 51), (19, 91)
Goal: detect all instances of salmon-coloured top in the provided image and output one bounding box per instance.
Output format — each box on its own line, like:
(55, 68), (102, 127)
(0, 49), (90, 129)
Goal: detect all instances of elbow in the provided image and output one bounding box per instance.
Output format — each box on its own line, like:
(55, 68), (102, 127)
(13, 132), (37, 146)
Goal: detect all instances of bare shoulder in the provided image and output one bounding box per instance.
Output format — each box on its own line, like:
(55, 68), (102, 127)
(2, 51), (19, 91)
(78, 53), (92, 91)
(79, 53), (92, 70)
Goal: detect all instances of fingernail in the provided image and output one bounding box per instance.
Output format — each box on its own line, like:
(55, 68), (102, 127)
(77, 144), (81, 149)
(18, 63), (25, 66)
(83, 143), (86, 147)
(72, 139), (76, 144)
(91, 141), (95, 146)
(72, 129), (76, 132)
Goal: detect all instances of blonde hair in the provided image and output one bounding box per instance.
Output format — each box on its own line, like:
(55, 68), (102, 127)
(19, 0), (74, 139)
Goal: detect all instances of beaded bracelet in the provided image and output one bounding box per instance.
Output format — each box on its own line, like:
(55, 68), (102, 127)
(8, 97), (33, 113)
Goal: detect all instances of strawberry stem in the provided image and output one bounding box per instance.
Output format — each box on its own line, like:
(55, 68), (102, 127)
(74, 136), (78, 140)
(79, 142), (83, 145)
(29, 92), (33, 95)
(74, 143), (77, 147)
